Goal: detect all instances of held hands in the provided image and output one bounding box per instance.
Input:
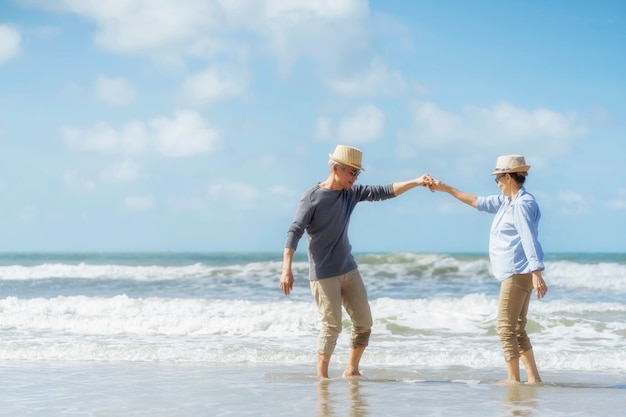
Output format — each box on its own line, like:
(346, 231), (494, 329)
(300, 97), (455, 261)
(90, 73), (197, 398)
(416, 174), (436, 192)
(418, 175), (449, 193)
(410, 172), (447, 192)
(426, 178), (449, 192)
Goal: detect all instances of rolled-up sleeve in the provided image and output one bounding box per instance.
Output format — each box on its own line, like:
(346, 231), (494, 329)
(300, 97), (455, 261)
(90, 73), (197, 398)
(355, 184), (395, 202)
(477, 195), (504, 214)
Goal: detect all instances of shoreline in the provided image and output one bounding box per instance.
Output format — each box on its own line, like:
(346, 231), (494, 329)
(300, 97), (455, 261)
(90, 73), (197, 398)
(2, 361), (624, 416)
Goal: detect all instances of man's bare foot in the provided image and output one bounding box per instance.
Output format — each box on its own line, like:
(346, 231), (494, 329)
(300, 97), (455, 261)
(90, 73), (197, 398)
(494, 379), (522, 386)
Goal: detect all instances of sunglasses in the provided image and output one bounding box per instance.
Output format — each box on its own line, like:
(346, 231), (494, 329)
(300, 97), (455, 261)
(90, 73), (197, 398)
(341, 165), (361, 177)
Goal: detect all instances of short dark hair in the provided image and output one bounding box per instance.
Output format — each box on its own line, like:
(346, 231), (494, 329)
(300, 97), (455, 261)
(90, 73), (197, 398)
(509, 172), (527, 185)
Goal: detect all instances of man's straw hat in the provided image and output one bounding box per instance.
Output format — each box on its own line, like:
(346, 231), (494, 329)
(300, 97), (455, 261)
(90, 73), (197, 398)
(329, 145), (364, 171)
(490, 155), (531, 176)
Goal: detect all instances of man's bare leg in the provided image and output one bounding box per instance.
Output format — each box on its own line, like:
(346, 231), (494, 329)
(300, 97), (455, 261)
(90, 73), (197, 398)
(317, 354), (331, 379)
(520, 350), (542, 383)
(342, 346), (365, 378)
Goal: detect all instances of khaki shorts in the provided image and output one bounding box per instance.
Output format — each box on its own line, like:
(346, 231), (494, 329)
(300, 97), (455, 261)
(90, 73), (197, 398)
(310, 269), (373, 356)
(496, 273), (534, 361)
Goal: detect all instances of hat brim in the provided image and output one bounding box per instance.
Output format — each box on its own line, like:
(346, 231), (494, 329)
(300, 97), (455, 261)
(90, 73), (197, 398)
(329, 154), (364, 171)
(490, 165), (531, 176)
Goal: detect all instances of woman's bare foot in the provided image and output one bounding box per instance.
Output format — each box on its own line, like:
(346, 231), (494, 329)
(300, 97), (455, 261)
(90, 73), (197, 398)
(342, 368), (363, 378)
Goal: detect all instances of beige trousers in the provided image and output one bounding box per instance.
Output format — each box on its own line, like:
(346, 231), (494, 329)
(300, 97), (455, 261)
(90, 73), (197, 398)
(497, 273), (534, 361)
(310, 269), (373, 356)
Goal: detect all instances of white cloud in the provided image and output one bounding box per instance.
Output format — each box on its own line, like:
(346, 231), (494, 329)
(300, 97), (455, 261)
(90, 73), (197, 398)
(60, 82), (85, 100)
(606, 200), (626, 211)
(63, 122), (121, 153)
(270, 185), (293, 197)
(20, 205), (37, 224)
(413, 83), (430, 96)
(338, 105), (385, 143)
(606, 187), (626, 211)
(99, 160), (144, 183)
(31, 0), (370, 74)
(63, 110), (220, 158)
(208, 179), (259, 210)
(261, 0), (370, 74)
(400, 101), (588, 155)
(313, 117), (334, 141)
(180, 65), (250, 105)
(314, 105), (385, 144)
(123, 195), (155, 212)
(63, 170), (96, 191)
(328, 58), (407, 97)
(558, 192), (584, 204)
(0, 24), (21, 64)
(95, 75), (136, 106)
(150, 111), (220, 157)
(38, 0), (215, 54)
(558, 191), (589, 216)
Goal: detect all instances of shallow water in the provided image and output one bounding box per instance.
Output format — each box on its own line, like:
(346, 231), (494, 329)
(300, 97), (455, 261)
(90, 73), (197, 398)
(2, 362), (624, 416)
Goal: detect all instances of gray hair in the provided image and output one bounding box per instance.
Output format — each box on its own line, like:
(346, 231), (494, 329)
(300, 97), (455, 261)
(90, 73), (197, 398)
(328, 159), (341, 172)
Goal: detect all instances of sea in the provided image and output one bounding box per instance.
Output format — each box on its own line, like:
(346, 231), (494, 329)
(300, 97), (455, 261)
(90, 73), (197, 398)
(0, 252), (624, 416)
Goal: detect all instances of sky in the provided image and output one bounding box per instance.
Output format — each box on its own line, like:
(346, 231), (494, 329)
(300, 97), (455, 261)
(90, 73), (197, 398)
(0, 0), (624, 253)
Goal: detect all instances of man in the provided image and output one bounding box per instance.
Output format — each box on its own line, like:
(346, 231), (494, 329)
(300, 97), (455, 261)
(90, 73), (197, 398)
(279, 145), (432, 378)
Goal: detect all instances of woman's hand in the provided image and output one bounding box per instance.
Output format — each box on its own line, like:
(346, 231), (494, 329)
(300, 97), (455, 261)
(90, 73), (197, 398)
(532, 270), (548, 299)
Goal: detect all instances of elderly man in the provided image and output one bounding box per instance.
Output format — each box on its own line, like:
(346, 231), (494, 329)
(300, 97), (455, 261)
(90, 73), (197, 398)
(279, 145), (432, 378)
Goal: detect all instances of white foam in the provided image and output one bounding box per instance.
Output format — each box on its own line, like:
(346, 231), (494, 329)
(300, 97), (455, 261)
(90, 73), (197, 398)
(0, 295), (624, 370)
(545, 261), (626, 292)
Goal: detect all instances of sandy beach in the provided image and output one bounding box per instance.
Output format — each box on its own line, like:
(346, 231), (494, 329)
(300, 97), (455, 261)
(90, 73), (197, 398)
(2, 361), (624, 416)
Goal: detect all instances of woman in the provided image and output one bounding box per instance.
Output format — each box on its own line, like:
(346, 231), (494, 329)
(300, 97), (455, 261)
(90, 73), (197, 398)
(431, 155), (548, 383)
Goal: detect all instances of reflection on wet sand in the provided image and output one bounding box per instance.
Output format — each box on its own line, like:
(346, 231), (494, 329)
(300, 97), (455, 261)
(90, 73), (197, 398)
(504, 383), (539, 416)
(317, 378), (369, 417)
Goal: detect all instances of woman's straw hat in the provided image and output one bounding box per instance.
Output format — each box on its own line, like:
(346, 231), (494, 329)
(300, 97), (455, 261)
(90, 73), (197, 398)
(490, 155), (531, 176)
(329, 145), (365, 171)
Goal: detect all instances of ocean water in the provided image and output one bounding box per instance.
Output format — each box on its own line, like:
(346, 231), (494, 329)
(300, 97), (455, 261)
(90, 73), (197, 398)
(1, 252), (625, 415)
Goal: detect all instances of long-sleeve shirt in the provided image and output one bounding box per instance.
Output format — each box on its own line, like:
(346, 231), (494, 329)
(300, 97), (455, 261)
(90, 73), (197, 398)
(476, 187), (545, 281)
(285, 183), (396, 280)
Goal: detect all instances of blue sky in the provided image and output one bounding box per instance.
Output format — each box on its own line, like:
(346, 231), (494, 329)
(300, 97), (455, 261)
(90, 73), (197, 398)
(0, 0), (624, 253)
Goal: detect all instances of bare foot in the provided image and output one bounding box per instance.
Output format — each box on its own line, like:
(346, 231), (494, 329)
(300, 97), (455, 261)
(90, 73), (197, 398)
(494, 379), (522, 386)
(342, 369), (363, 378)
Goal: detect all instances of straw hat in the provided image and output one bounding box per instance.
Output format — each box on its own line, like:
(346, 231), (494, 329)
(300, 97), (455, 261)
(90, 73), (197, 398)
(329, 145), (365, 171)
(490, 155), (531, 176)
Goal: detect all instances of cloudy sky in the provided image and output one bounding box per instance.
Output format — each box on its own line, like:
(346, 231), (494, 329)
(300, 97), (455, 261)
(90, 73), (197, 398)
(0, 0), (624, 253)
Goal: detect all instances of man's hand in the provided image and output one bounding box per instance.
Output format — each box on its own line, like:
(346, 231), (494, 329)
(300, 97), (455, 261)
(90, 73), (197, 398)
(280, 270), (294, 295)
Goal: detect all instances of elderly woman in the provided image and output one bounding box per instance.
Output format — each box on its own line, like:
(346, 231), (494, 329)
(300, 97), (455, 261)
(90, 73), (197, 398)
(431, 155), (548, 384)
